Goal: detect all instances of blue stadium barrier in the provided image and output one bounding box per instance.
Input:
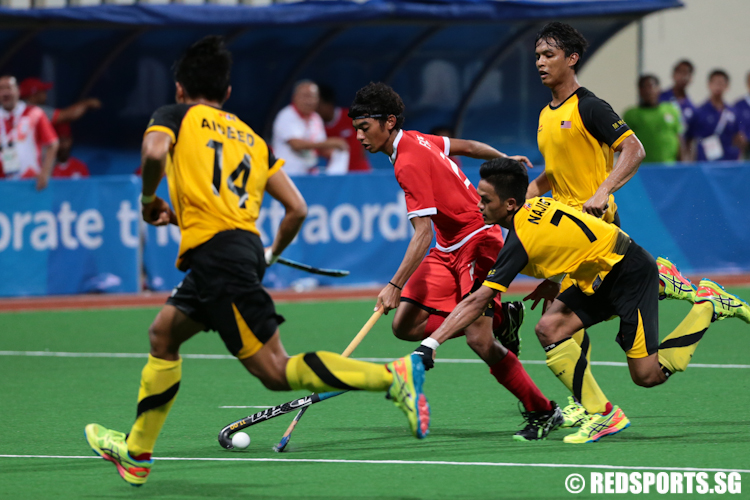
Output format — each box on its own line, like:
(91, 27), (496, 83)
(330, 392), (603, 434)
(0, 161), (748, 297)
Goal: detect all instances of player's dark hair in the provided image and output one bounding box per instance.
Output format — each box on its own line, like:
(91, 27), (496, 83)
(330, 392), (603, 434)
(673, 59), (694, 74)
(348, 82), (405, 130)
(318, 84), (336, 105)
(708, 69), (729, 82)
(479, 157), (528, 205)
(173, 35), (232, 103)
(535, 22), (589, 73)
(638, 74), (659, 88)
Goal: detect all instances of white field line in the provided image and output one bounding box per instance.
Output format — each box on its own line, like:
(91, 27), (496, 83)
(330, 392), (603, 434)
(1, 350), (749, 369)
(0, 455), (747, 474)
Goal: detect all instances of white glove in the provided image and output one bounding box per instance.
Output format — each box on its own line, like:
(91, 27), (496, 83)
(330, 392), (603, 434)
(264, 247), (279, 266)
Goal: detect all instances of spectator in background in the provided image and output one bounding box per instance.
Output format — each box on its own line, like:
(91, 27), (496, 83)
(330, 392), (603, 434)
(429, 125), (462, 168)
(623, 75), (685, 163)
(272, 80), (348, 175)
(690, 70), (745, 161)
(732, 71), (750, 159)
(660, 60), (697, 134)
(20, 77), (101, 125)
(317, 84), (371, 173)
(0, 75), (58, 190)
(52, 122), (89, 178)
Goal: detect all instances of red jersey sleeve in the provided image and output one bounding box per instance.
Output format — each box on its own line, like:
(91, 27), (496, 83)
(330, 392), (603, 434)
(396, 155), (436, 219)
(422, 134), (450, 157)
(35, 111), (58, 147)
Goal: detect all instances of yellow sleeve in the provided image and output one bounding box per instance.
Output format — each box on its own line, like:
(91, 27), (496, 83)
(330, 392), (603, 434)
(145, 125), (176, 145)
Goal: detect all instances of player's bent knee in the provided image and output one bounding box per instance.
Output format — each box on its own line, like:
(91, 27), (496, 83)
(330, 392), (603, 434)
(148, 323), (175, 358)
(391, 320), (422, 341)
(630, 369), (665, 388)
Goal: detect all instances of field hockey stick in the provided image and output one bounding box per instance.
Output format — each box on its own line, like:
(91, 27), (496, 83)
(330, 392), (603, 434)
(273, 308), (383, 452)
(218, 391), (347, 449)
(277, 256), (350, 277)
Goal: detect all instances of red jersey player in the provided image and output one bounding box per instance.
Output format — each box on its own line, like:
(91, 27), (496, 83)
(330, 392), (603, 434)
(349, 82), (563, 441)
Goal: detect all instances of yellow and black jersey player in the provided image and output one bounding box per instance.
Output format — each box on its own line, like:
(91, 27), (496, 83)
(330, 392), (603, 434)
(144, 102), (283, 271)
(417, 158), (750, 444)
(83, 35), (431, 487)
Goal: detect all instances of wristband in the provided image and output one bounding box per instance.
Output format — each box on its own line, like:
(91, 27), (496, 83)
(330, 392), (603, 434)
(421, 337), (440, 350)
(388, 281), (402, 291)
(140, 193), (156, 205)
(548, 273), (565, 284)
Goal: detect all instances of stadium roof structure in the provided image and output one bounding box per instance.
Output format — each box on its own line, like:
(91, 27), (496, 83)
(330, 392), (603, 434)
(0, 0), (682, 27)
(0, 0), (682, 167)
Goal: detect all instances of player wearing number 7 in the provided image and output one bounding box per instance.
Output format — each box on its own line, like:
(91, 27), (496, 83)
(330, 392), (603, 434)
(417, 158), (750, 444)
(84, 36), (430, 487)
(350, 83), (564, 441)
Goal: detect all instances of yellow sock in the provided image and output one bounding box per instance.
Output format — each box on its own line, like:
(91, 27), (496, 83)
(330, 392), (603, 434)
(126, 355), (182, 457)
(546, 338), (608, 414)
(658, 302), (713, 373)
(571, 329), (591, 364)
(286, 351), (393, 393)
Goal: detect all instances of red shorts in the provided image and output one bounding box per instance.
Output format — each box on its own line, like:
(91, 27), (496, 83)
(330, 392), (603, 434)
(402, 226), (504, 313)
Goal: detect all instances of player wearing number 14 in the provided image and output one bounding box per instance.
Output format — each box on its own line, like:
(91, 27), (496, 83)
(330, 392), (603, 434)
(144, 79), (271, 271)
(84, 36), (431, 487)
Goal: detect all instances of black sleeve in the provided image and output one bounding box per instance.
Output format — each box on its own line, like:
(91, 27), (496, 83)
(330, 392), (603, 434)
(484, 225), (529, 291)
(146, 104), (191, 143)
(267, 143), (279, 171)
(578, 89), (631, 148)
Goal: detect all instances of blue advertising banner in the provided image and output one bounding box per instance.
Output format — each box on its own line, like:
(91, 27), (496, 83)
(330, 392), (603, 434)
(142, 172), (413, 291)
(2, 162), (748, 297)
(0, 177), (140, 297)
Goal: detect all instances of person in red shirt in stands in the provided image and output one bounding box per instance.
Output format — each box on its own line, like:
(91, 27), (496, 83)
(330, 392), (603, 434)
(52, 122), (89, 178)
(0, 75), (58, 190)
(317, 84), (371, 173)
(20, 77), (102, 126)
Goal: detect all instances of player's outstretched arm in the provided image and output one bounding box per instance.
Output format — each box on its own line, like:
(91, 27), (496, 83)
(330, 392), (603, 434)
(265, 169), (308, 261)
(431, 286), (496, 345)
(583, 134), (645, 218)
(447, 138), (533, 168)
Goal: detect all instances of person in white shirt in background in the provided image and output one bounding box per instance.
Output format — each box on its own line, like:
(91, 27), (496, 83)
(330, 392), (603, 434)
(272, 80), (349, 175)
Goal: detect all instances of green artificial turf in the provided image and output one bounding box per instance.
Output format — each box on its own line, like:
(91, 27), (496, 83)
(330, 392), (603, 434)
(1, 292), (748, 499)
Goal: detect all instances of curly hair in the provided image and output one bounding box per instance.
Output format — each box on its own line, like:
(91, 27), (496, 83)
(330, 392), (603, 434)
(535, 22), (589, 73)
(348, 82), (405, 130)
(173, 35), (232, 103)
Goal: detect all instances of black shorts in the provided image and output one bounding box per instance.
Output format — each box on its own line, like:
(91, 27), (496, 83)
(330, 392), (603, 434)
(558, 242), (659, 359)
(166, 230), (284, 359)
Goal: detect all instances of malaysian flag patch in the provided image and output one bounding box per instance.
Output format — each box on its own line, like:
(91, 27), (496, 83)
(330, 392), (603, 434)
(560, 121), (572, 129)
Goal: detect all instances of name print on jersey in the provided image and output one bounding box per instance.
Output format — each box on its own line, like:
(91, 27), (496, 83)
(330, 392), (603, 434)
(201, 118), (255, 147)
(527, 197), (552, 225)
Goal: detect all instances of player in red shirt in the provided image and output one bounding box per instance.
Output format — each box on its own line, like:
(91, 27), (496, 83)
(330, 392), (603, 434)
(52, 123), (90, 179)
(318, 85), (371, 172)
(349, 82), (563, 441)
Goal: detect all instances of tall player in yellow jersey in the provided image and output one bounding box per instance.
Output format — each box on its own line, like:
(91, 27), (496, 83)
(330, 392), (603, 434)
(83, 36), (430, 487)
(522, 22), (650, 430)
(412, 158), (750, 444)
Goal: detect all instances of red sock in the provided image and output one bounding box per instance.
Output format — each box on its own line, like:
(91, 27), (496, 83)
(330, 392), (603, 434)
(490, 352), (552, 412)
(131, 452), (152, 461)
(601, 402), (613, 416)
(423, 313), (464, 340)
(492, 300), (504, 332)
